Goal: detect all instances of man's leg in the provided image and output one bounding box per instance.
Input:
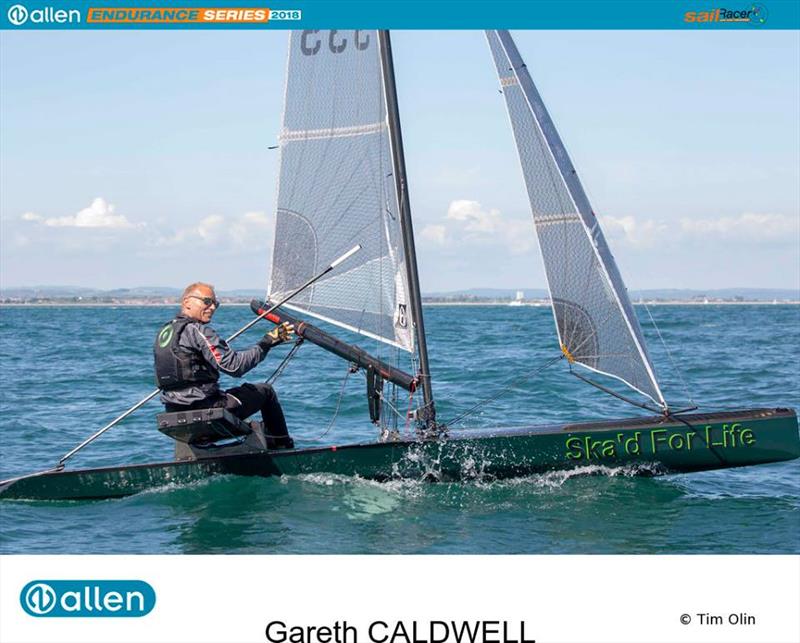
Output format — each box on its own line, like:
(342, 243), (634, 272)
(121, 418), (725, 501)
(224, 383), (292, 447)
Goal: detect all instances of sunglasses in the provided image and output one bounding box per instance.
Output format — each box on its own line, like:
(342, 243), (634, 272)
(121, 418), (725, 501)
(188, 295), (221, 308)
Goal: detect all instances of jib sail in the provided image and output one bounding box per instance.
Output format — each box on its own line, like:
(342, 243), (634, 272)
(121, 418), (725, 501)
(486, 30), (666, 409)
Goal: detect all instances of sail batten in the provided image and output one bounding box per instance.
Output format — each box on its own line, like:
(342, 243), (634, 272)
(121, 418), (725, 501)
(268, 30), (415, 354)
(486, 30), (667, 408)
(279, 121), (388, 143)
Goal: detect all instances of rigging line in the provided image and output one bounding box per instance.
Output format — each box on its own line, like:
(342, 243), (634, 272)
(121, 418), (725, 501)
(575, 368), (721, 462)
(389, 380), (400, 435)
(308, 307), (369, 442)
(383, 384), (400, 431)
(666, 410), (729, 466)
(570, 369), (662, 414)
(642, 302), (695, 407)
(372, 384), (407, 423)
(568, 358), (665, 410)
(305, 364), (354, 442)
(404, 386), (415, 434)
(441, 355), (563, 429)
(266, 338), (305, 385)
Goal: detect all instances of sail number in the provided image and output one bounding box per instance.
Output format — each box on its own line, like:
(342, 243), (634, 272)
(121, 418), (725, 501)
(301, 30), (371, 55)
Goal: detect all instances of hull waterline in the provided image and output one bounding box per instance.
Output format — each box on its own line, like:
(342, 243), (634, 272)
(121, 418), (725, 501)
(1, 408), (798, 501)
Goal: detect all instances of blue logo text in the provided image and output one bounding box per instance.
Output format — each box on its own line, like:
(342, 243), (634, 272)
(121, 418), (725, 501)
(20, 580), (155, 617)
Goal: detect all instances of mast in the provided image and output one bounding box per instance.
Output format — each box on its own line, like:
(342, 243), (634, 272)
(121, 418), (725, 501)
(377, 30), (436, 427)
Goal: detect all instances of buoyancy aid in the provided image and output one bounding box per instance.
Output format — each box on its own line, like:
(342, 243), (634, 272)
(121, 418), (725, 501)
(153, 318), (219, 390)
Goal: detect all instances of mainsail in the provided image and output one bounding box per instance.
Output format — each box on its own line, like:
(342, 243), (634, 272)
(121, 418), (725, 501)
(486, 30), (667, 409)
(268, 30), (415, 353)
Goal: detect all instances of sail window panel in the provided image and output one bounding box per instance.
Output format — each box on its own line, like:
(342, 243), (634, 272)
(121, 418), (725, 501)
(538, 223), (656, 399)
(269, 30), (415, 353)
(486, 31), (664, 405)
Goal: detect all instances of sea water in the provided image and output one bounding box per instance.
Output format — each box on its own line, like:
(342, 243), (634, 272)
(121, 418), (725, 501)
(0, 304), (797, 554)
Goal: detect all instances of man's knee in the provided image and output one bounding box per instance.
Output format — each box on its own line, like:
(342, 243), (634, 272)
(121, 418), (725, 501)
(253, 382), (278, 402)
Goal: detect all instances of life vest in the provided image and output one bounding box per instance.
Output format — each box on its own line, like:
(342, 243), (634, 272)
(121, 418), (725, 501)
(153, 318), (219, 390)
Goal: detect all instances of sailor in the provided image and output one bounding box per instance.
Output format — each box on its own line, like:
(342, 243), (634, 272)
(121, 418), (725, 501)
(154, 282), (295, 449)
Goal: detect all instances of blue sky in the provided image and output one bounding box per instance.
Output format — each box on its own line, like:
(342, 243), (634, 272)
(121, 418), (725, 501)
(1, 30), (798, 292)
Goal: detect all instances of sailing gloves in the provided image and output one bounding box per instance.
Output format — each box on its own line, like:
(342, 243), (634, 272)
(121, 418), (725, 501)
(258, 322), (295, 351)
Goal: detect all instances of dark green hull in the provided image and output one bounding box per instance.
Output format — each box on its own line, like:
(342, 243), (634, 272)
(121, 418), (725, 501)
(1, 408), (798, 501)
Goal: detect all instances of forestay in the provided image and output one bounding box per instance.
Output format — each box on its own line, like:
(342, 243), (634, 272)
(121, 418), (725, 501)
(268, 30), (415, 352)
(485, 30), (667, 409)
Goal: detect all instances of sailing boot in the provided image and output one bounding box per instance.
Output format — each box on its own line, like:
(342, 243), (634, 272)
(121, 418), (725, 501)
(266, 434), (295, 450)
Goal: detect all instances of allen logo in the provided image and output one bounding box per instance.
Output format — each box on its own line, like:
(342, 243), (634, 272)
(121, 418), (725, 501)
(7, 4), (28, 25)
(6, 4), (81, 26)
(20, 580), (155, 617)
(22, 583), (56, 615)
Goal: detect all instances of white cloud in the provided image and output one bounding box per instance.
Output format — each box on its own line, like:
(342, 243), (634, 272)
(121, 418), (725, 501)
(680, 213), (799, 241)
(600, 215), (668, 248)
(229, 211), (272, 246)
(425, 200), (799, 258)
(154, 211), (274, 250)
(196, 214), (225, 241)
(36, 197), (138, 228)
(598, 212), (799, 249)
(421, 199), (533, 254)
(421, 224), (447, 244)
(503, 219), (535, 253)
(15, 198), (273, 257)
(446, 199), (501, 233)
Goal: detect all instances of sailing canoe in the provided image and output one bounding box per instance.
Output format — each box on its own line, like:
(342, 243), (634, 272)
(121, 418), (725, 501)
(1, 408), (796, 501)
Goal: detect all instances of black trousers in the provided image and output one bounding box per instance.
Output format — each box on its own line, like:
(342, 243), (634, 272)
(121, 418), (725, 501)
(166, 382), (290, 443)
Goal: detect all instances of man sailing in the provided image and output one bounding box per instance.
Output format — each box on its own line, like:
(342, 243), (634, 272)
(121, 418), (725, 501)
(154, 282), (295, 449)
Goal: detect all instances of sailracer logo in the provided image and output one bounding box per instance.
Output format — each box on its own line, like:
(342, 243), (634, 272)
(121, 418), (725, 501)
(684, 4), (769, 25)
(20, 580), (155, 617)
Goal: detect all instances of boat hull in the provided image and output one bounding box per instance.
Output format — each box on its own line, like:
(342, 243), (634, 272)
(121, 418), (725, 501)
(1, 408), (798, 501)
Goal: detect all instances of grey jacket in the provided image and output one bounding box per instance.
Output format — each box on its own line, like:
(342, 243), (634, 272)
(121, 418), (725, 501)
(159, 317), (267, 406)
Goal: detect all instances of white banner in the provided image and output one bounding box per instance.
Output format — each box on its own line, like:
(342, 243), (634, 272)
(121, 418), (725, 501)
(1, 555), (798, 643)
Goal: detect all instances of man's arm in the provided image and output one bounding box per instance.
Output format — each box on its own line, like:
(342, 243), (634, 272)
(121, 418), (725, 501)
(189, 324), (266, 378)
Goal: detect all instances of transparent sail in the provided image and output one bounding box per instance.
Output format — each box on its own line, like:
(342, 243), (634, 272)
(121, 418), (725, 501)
(486, 30), (666, 408)
(268, 30), (414, 352)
